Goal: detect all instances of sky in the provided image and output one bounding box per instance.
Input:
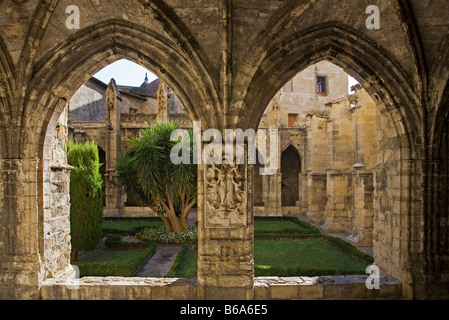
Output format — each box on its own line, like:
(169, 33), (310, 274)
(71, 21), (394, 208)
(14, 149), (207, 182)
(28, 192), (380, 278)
(94, 58), (359, 93)
(93, 59), (157, 87)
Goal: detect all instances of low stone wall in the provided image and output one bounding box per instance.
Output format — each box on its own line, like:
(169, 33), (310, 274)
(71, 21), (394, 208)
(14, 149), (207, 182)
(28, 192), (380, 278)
(40, 275), (402, 300)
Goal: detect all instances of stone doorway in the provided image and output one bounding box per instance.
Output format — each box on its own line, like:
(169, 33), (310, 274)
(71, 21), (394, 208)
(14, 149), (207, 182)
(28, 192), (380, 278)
(281, 145), (301, 207)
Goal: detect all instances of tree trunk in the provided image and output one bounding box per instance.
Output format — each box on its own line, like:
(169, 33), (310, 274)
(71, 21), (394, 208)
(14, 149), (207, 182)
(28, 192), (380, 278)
(180, 216), (189, 231)
(168, 214), (184, 233)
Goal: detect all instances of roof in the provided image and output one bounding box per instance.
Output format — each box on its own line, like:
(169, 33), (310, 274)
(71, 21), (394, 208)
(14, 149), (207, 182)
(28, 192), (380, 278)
(118, 78), (161, 99)
(85, 75), (162, 101)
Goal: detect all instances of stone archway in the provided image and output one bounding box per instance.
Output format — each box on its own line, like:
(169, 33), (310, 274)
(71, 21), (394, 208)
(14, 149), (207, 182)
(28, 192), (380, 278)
(238, 23), (421, 297)
(18, 18), (218, 295)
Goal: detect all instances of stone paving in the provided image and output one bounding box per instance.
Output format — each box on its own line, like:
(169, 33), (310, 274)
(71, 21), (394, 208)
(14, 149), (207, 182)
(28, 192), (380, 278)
(135, 244), (183, 277)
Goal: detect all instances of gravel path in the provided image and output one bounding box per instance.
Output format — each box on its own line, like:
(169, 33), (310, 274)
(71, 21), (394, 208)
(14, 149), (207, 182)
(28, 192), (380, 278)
(135, 244), (182, 277)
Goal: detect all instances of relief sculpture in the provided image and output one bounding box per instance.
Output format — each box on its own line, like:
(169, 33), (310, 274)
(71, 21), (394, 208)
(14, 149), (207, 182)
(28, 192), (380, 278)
(205, 162), (247, 228)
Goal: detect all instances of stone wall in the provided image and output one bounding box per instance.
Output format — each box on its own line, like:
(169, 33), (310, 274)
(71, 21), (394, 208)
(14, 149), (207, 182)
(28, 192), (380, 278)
(41, 101), (75, 282)
(39, 275), (402, 300)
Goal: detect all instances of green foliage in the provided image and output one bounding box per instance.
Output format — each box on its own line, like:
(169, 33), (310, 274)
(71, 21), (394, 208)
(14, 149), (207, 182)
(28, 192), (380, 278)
(116, 122), (197, 211)
(168, 218), (374, 278)
(136, 226), (198, 244)
(168, 244), (189, 277)
(67, 140), (103, 252)
(102, 218), (164, 236)
(168, 245), (198, 278)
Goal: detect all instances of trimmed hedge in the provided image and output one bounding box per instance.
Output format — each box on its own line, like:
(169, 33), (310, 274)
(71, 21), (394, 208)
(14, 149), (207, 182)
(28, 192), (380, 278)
(67, 140), (103, 255)
(168, 244), (189, 277)
(254, 265), (365, 277)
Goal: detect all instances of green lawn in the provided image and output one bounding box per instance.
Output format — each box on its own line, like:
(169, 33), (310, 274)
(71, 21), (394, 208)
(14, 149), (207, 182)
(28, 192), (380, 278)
(169, 239), (368, 278)
(75, 245), (155, 277)
(254, 240), (367, 276)
(169, 217), (371, 278)
(75, 217), (371, 278)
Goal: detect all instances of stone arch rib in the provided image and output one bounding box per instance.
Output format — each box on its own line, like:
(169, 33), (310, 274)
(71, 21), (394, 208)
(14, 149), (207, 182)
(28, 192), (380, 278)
(21, 19), (220, 157)
(0, 34), (15, 158)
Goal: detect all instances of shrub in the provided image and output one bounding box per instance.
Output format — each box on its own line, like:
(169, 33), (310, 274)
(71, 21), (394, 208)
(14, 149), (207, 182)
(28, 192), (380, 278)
(136, 226), (198, 244)
(67, 140), (103, 261)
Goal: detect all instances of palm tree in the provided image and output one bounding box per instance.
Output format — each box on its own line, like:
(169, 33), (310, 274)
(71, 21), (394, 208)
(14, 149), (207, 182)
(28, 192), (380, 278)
(116, 122), (197, 233)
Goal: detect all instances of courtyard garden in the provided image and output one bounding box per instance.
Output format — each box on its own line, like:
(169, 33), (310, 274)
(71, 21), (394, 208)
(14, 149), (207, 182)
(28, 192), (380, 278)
(73, 216), (374, 278)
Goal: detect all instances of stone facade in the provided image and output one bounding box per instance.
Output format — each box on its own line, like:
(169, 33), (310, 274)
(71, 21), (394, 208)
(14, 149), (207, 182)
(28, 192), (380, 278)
(1, 0), (449, 300)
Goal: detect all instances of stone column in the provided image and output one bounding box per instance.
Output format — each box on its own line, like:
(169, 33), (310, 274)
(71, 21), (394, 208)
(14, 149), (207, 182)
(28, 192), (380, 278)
(322, 171), (353, 233)
(346, 92), (376, 247)
(0, 157), (43, 299)
(306, 172), (327, 224)
(197, 143), (254, 299)
(304, 114), (328, 223)
(322, 101), (354, 233)
(104, 79), (122, 216)
(264, 172), (282, 216)
(347, 168), (374, 247)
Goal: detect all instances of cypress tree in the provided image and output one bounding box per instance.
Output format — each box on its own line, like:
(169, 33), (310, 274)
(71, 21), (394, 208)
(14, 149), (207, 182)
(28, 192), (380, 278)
(67, 140), (103, 261)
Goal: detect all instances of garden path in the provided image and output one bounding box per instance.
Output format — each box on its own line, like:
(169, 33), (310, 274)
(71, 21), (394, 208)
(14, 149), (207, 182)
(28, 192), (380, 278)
(135, 243), (183, 277)
(135, 211), (197, 277)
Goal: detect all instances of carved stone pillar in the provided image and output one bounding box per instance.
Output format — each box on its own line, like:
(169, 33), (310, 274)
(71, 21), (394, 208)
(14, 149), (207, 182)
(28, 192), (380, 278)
(197, 144), (254, 299)
(156, 80), (169, 123)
